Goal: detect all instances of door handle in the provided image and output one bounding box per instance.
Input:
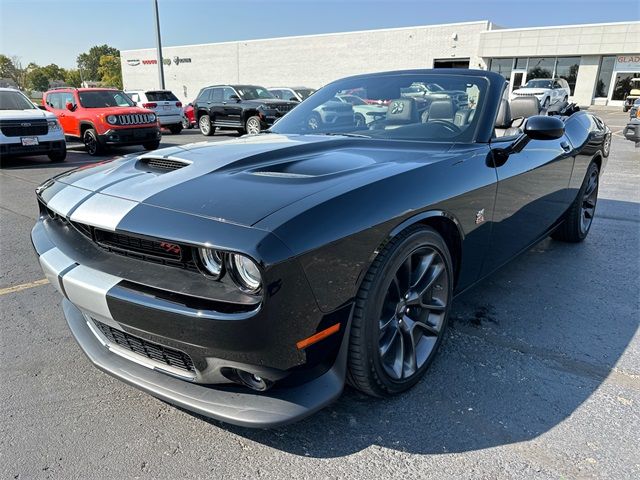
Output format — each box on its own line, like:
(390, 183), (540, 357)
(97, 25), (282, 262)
(560, 141), (571, 152)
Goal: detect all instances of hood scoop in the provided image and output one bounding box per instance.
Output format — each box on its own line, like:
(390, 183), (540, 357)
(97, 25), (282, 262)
(137, 155), (192, 173)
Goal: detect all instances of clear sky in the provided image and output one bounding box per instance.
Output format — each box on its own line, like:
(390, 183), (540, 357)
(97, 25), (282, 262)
(1, 0), (638, 68)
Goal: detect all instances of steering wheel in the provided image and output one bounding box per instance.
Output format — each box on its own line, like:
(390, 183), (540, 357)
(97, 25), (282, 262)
(426, 119), (461, 135)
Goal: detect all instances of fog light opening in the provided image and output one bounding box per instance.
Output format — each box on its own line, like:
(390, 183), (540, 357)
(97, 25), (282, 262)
(236, 369), (272, 392)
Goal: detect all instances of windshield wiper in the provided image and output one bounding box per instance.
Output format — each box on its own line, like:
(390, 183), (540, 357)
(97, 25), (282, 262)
(317, 132), (371, 138)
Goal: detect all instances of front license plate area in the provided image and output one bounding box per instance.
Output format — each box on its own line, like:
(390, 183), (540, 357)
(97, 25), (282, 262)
(21, 137), (39, 146)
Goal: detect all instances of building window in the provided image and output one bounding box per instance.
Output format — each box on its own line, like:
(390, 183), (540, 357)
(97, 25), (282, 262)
(611, 72), (640, 101)
(595, 56), (616, 98)
(515, 58), (528, 70)
(555, 57), (580, 95)
(489, 58), (514, 81)
(527, 57), (555, 79)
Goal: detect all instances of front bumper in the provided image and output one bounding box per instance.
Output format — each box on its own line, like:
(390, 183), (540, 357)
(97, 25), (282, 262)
(31, 204), (349, 427)
(0, 139), (65, 158)
(99, 127), (161, 146)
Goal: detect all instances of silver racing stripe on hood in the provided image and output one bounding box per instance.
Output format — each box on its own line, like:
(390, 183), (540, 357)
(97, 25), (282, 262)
(69, 193), (138, 231)
(46, 185), (94, 217)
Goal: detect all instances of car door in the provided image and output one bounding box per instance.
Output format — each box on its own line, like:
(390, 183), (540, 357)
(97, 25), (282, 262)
(222, 87), (243, 125)
(208, 87), (225, 124)
(482, 129), (575, 274)
(60, 92), (80, 137)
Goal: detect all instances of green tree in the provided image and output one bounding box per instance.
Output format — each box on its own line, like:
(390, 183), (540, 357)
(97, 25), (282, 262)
(97, 55), (122, 89)
(77, 44), (119, 81)
(0, 54), (25, 89)
(27, 69), (49, 91)
(64, 69), (82, 87)
(40, 63), (66, 83)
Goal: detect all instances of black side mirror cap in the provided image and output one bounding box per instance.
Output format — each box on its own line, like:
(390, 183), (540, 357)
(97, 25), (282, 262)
(524, 115), (565, 140)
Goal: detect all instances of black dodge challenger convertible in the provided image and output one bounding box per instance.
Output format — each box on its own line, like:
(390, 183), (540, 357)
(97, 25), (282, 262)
(32, 70), (610, 427)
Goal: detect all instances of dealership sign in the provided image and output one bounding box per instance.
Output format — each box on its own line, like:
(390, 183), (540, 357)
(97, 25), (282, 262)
(615, 55), (640, 72)
(125, 57), (192, 67)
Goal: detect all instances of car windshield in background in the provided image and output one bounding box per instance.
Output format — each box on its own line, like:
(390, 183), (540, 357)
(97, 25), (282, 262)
(525, 80), (552, 88)
(0, 91), (36, 110)
(236, 86), (274, 100)
(270, 73), (487, 142)
(145, 91), (179, 101)
(294, 88), (315, 100)
(78, 90), (135, 108)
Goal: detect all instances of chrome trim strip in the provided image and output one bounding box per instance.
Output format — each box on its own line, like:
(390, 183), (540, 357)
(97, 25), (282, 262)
(47, 185), (93, 217)
(62, 265), (122, 320)
(69, 193), (137, 231)
(85, 318), (196, 381)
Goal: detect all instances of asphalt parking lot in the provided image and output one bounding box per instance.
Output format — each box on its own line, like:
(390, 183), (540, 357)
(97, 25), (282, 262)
(1, 112), (638, 479)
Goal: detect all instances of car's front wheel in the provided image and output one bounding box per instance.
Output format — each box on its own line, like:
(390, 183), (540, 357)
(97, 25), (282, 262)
(47, 146), (66, 163)
(199, 115), (215, 136)
(245, 116), (262, 135)
(552, 161), (599, 243)
(143, 141), (160, 151)
(83, 129), (103, 156)
(347, 225), (453, 397)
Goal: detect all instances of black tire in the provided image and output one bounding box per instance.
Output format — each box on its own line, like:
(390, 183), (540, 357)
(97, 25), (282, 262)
(47, 146), (67, 163)
(551, 162), (599, 243)
(83, 129), (104, 156)
(169, 124), (183, 135)
(143, 141), (160, 151)
(347, 225), (453, 397)
(181, 116), (191, 129)
(623, 106), (629, 113)
(199, 114), (215, 136)
(245, 116), (262, 135)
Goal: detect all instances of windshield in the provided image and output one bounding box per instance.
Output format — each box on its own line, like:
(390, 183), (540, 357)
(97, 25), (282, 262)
(524, 80), (552, 89)
(145, 91), (178, 101)
(294, 88), (315, 100)
(236, 86), (275, 100)
(270, 73), (486, 142)
(78, 90), (135, 108)
(0, 91), (36, 110)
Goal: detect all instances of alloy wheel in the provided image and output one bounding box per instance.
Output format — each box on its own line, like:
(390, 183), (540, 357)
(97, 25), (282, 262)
(580, 168), (598, 234)
(246, 117), (261, 135)
(84, 132), (97, 155)
(378, 246), (449, 380)
(199, 116), (211, 135)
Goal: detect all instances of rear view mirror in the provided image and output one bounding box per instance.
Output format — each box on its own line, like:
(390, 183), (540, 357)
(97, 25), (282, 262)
(524, 115), (565, 140)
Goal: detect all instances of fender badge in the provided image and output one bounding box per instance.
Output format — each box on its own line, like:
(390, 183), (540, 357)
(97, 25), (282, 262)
(475, 208), (485, 225)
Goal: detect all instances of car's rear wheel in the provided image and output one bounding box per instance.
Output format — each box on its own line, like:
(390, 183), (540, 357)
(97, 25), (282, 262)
(181, 116), (191, 129)
(47, 146), (66, 163)
(552, 162), (599, 243)
(245, 116), (261, 135)
(83, 129), (103, 156)
(169, 124), (183, 135)
(199, 115), (215, 136)
(347, 225), (453, 397)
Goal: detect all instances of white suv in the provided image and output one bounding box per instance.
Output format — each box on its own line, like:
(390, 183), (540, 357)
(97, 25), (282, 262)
(511, 78), (570, 109)
(0, 88), (66, 165)
(125, 90), (183, 134)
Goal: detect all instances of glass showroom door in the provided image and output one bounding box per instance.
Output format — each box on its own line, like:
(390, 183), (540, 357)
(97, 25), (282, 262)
(509, 70), (527, 93)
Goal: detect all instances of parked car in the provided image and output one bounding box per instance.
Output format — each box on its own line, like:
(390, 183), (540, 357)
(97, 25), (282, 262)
(268, 87), (316, 102)
(0, 88), (66, 164)
(182, 102), (196, 129)
(43, 88), (161, 155)
(623, 78), (640, 112)
(32, 69), (611, 428)
(126, 90), (183, 134)
(623, 99), (640, 146)
(336, 94), (387, 125)
(193, 85), (298, 135)
(511, 78), (570, 109)
(307, 97), (354, 130)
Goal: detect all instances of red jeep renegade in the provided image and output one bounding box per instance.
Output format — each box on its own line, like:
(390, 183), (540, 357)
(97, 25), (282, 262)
(43, 88), (161, 156)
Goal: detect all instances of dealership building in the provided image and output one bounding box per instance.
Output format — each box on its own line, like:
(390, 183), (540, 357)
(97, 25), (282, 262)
(121, 20), (639, 107)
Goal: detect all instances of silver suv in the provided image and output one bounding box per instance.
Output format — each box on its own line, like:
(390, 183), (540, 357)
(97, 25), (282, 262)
(126, 90), (183, 134)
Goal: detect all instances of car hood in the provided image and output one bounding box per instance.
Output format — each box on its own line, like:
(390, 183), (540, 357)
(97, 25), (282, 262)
(45, 134), (451, 228)
(0, 108), (56, 121)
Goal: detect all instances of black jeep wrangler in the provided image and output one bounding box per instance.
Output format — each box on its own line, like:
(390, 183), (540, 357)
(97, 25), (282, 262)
(194, 85), (298, 136)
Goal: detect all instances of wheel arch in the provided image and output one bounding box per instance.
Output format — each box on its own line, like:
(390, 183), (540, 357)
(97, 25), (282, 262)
(242, 109), (260, 124)
(79, 121), (96, 136)
(382, 210), (464, 289)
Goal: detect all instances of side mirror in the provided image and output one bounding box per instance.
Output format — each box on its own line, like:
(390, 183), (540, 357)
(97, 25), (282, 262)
(524, 115), (565, 140)
(38, 105), (47, 111)
(229, 94), (241, 102)
(65, 102), (75, 111)
(289, 97), (299, 102)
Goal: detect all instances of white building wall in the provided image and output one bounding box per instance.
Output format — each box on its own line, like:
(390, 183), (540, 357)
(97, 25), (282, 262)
(121, 21), (489, 102)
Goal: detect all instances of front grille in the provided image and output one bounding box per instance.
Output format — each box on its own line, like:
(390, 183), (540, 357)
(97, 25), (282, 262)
(273, 104), (295, 113)
(139, 157), (189, 171)
(93, 319), (195, 373)
(0, 119), (48, 137)
(514, 92), (541, 97)
(117, 113), (155, 125)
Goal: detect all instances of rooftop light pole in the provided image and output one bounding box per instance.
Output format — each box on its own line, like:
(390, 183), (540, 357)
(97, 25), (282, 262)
(153, 0), (165, 89)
